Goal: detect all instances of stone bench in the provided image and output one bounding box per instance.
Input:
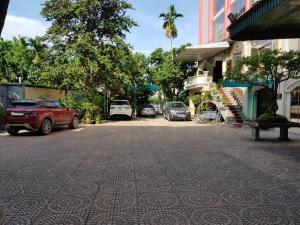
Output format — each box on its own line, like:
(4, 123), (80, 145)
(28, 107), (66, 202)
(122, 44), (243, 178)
(250, 122), (300, 141)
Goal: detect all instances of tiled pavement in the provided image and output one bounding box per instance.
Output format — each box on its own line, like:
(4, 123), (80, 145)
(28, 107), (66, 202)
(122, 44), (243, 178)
(0, 119), (300, 224)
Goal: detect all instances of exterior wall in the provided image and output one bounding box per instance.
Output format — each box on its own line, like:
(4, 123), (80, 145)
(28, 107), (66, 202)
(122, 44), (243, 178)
(24, 86), (66, 101)
(199, 0), (251, 44)
(198, 0), (300, 121)
(276, 39), (300, 120)
(0, 84), (25, 107)
(199, 0), (209, 44)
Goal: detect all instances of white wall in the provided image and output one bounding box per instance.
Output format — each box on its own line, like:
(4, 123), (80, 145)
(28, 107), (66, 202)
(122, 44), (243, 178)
(276, 39), (300, 119)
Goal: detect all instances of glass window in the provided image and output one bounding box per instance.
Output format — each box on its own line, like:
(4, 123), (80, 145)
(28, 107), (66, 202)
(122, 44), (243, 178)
(40, 101), (59, 109)
(231, 0), (246, 18)
(290, 86), (300, 122)
(171, 102), (186, 108)
(215, 0), (225, 13)
(214, 13), (225, 42)
(111, 100), (130, 106)
(9, 102), (39, 109)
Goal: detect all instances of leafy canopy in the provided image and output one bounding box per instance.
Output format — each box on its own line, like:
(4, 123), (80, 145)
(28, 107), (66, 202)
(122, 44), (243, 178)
(226, 49), (300, 115)
(226, 49), (300, 91)
(41, 0), (137, 93)
(148, 45), (197, 101)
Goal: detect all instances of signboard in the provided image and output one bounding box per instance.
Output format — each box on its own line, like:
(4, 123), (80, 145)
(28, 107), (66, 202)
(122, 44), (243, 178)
(202, 111), (217, 119)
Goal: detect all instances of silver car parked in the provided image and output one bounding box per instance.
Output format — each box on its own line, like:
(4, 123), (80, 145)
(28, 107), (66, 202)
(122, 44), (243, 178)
(140, 104), (156, 117)
(110, 100), (132, 119)
(164, 101), (191, 121)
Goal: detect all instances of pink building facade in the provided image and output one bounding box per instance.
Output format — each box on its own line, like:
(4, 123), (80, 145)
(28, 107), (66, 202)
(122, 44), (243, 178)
(199, 0), (255, 44)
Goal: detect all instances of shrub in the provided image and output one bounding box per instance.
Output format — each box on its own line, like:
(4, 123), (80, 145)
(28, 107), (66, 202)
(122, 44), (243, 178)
(94, 115), (103, 124)
(0, 106), (5, 117)
(256, 113), (288, 123)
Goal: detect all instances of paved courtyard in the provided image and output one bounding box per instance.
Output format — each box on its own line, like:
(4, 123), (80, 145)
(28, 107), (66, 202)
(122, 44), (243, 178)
(0, 117), (300, 224)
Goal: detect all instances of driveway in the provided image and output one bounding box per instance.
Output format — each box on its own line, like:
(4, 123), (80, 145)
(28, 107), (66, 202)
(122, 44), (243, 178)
(0, 118), (299, 224)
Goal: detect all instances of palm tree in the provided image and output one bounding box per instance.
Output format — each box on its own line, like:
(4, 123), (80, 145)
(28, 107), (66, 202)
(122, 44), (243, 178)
(0, 0), (10, 36)
(159, 4), (183, 60)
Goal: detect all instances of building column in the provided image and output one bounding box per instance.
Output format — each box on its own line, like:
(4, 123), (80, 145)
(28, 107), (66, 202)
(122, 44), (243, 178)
(224, 0), (231, 40)
(208, 1), (214, 43)
(246, 0), (251, 11)
(189, 90), (196, 115)
(286, 92), (291, 121)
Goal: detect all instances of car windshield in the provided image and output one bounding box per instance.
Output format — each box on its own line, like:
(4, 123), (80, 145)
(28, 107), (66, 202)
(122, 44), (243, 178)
(142, 104), (154, 108)
(112, 101), (129, 106)
(9, 102), (39, 109)
(170, 102), (185, 108)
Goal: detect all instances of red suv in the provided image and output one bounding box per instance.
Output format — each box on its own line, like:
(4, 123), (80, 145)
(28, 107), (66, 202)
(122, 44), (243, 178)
(4, 100), (79, 135)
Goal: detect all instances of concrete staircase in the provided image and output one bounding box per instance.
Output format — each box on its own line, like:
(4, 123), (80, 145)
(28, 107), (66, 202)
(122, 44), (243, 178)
(219, 87), (245, 126)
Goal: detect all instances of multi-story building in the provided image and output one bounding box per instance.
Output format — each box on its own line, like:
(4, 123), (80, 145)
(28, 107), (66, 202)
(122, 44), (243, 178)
(179, 0), (300, 123)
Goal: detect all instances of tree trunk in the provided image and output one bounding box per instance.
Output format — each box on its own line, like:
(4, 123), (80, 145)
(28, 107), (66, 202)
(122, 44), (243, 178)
(171, 38), (173, 60)
(266, 88), (278, 116)
(0, 0), (10, 36)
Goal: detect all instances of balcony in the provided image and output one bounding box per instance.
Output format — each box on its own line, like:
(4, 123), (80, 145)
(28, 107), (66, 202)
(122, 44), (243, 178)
(184, 71), (213, 91)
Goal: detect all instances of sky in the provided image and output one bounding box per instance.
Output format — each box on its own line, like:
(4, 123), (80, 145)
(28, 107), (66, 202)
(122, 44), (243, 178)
(3, 0), (199, 55)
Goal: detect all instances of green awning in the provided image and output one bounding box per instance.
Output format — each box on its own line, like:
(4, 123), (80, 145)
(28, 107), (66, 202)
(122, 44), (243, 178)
(228, 0), (300, 40)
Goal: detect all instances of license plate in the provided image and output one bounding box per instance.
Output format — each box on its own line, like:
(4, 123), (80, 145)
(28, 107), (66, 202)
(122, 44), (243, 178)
(11, 112), (24, 116)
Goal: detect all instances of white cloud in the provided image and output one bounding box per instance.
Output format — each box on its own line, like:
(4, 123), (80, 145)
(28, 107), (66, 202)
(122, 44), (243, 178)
(2, 15), (49, 40)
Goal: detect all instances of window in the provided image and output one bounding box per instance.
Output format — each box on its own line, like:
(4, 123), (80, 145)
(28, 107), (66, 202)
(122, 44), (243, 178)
(214, 13), (225, 42)
(41, 102), (59, 109)
(171, 102), (185, 108)
(290, 86), (300, 122)
(231, 0), (246, 18)
(9, 102), (39, 109)
(111, 100), (130, 106)
(215, 0), (225, 14)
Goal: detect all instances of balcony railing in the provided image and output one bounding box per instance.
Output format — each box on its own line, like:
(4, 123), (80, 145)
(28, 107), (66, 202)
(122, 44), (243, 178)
(184, 71), (213, 91)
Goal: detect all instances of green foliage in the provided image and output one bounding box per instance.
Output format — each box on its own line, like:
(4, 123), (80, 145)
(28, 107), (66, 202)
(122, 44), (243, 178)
(150, 93), (165, 105)
(94, 114), (103, 124)
(0, 106), (5, 117)
(41, 0), (137, 94)
(225, 50), (300, 115)
(148, 45), (197, 101)
(226, 50), (300, 89)
(0, 37), (50, 85)
(159, 4), (183, 39)
(190, 94), (202, 107)
(159, 4), (183, 59)
(256, 113), (288, 123)
(61, 91), (83, 110)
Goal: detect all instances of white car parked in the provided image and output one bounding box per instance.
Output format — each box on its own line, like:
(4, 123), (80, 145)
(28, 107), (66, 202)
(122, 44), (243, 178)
(110, 100), (132, 119)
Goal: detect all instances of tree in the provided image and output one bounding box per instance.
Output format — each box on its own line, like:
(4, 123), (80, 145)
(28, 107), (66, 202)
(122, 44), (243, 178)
(148, 45), (197, 101)
(41, 0), (137, 96)
(159, 4), (183, 60)
(226, 49), (300, 115)
(0, 0), (9, 36)
(0, 36), (50, 85)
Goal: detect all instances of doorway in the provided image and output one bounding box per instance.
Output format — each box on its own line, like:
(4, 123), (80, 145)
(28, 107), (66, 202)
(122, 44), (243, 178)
(213, 61), (223, 83)
(290, 86), (300, 122)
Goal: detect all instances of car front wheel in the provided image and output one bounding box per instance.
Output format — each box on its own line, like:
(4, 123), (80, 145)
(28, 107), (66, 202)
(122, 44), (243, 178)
(69, 116), (79, 129)
(7, 127), (20, 136)
(39, 119), (52, 135)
